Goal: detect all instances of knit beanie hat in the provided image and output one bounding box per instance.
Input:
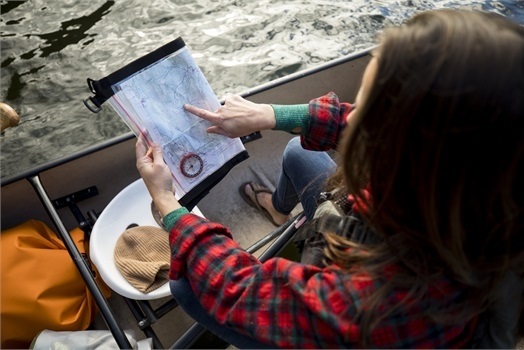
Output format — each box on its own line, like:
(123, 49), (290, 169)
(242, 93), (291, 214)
(114, 226), (170, 293)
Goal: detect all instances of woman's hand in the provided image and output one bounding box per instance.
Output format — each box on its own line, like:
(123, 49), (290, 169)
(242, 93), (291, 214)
(135, 135), (181, 217)
(184, 95), (276, 138)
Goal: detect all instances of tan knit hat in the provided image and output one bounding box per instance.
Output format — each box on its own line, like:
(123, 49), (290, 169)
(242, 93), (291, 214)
(114, 226), (170, 293)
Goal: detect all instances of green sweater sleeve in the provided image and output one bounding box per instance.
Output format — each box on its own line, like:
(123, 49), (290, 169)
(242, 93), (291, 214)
(271, 104), (309, 134)
(163, 207), (190, 231)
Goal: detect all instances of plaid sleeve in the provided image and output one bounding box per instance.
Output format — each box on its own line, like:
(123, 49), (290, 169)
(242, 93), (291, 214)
(169, 213), (476, 348)
(301, 91), (353, 151)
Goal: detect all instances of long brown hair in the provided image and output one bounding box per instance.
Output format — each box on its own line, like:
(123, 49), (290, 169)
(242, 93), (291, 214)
(325, 9), (524, 339)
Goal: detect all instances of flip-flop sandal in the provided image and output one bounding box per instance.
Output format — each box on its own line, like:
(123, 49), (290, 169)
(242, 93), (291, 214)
(239, 182), (279, 226)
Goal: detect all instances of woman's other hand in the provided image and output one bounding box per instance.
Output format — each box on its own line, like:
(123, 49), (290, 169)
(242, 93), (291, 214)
(184, 95), (275, 138)
(135, 135), (181, 216)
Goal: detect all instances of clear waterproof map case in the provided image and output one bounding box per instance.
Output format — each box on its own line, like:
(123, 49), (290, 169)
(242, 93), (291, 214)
(83, 37), (248, 210)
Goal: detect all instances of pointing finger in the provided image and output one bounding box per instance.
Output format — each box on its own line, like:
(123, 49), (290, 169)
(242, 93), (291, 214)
(184, 104), (221, 123)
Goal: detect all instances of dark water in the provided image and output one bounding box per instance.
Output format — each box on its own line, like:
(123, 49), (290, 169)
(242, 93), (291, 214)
(1, 0), (523, 180)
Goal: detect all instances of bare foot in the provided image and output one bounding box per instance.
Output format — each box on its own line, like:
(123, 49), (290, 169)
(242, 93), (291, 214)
(244, 183), (290, 226)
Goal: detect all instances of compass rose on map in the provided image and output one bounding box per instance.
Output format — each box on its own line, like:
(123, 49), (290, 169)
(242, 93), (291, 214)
(180, 153), (204, 178)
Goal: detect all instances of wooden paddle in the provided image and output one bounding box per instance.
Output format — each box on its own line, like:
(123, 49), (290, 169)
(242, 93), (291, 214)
(0, 102), (20, 131)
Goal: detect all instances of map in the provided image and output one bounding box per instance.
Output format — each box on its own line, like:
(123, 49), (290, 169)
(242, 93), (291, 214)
(107, 47), (245, 196)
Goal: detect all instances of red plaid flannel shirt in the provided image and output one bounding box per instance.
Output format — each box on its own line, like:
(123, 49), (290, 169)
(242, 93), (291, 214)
(168, 93), (476, 348)
(300, 91), (351, 151)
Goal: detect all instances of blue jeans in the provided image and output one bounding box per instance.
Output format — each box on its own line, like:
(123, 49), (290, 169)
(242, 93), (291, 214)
(170, 137), (336, 347)
(273, 137), (337, 220)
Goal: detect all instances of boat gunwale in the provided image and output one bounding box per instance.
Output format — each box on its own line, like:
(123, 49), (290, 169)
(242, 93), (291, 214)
(1, 47), (373, 187)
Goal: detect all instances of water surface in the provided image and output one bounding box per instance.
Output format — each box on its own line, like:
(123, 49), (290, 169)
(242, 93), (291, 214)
(1, 0), (523, 179)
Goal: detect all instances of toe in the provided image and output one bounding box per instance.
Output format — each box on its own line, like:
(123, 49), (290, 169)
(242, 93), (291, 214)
(244, 183), (255, 200)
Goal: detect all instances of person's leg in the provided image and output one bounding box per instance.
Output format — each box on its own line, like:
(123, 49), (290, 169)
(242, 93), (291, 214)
(272, 137), (337, 220)
(170, 278), (272, 348)
(244, 137), (336, 224)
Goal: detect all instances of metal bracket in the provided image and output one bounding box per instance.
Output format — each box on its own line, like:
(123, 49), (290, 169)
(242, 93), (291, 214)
(52, 186), (99, 235)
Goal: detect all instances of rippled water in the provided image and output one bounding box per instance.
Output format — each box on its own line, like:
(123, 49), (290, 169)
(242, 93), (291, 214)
(1, 0), (523, 180)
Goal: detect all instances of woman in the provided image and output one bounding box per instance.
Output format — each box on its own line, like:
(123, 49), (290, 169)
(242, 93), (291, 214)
(136, 9), (524, 348)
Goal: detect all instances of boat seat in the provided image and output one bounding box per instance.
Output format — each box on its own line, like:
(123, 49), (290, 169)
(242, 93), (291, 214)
(90, 178), (205, 301)
(89, 178), (210, 348)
